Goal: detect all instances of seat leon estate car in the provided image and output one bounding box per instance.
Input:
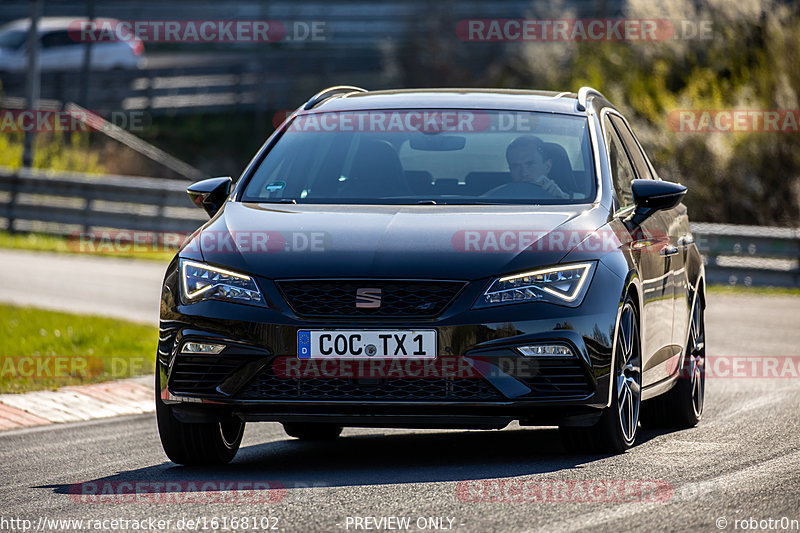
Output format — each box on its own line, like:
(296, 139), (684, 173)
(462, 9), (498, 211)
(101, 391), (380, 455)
(156, 86), (706, 465)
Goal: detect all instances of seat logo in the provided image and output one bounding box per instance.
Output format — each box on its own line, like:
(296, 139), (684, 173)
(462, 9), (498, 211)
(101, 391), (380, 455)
(356, 288), (382, 308)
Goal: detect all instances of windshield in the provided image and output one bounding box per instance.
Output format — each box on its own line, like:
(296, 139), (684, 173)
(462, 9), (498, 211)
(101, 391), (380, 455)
(0, 30), (27, 51)
(242, 109), (596, 205)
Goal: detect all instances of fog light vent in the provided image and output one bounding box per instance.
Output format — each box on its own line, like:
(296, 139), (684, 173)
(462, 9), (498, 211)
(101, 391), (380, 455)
(516, 344), (573, 357)
(181, 342), (225, 354)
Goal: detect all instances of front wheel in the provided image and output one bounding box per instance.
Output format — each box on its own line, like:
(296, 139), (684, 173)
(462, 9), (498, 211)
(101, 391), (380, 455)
(561, 295), (641, 453)
(155, 372), (245, 465)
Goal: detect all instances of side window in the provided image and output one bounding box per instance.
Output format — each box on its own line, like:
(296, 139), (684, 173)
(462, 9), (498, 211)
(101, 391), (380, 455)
(40, 31), (78, 49)
(609, 114), (654, 181)
(603, 116), (635, 208)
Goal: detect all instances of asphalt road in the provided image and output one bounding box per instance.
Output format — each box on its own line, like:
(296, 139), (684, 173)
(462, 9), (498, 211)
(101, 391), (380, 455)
(1, 250), (799, 532)
(0, 249), (166, 325)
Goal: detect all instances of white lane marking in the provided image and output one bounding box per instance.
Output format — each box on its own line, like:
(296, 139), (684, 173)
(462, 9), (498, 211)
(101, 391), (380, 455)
(651, 439), (733, 454)
(703, 390), (794, 426)
(529, 450), (800, 533)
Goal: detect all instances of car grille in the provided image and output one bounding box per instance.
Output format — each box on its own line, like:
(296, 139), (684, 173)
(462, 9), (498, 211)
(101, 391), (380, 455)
(517, 359), (594, 397)
(168, 354), (247, 395)
(236, 374), (505, 401)
(277, 280), (465, 318)
(169, 355), (593, 400)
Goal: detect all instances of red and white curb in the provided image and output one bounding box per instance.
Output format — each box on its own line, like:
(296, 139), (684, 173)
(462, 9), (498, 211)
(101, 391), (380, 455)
(0, 375), (154, 430)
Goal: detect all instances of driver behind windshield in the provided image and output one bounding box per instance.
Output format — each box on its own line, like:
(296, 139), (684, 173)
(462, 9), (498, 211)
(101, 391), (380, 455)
(503, 135), (570, 199)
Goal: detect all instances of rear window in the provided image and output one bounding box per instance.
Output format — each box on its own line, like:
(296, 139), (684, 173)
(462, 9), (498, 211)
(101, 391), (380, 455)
(242, 109), (596, 205)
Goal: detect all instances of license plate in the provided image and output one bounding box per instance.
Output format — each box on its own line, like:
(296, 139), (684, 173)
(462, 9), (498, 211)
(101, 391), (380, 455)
(298, 330), (437, 359)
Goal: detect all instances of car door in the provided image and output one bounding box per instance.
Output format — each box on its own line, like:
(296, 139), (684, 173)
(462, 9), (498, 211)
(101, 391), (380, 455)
(604, 113), (674, 387)
(610, 115), (690, 376)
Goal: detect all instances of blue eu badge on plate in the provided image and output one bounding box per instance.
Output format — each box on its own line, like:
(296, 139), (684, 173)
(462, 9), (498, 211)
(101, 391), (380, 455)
(298, 331), (311, 359)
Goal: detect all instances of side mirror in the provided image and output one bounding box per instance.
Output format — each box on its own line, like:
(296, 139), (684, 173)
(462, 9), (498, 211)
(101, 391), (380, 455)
(626, 179), (687, 226)
(187, 176), (232, 218)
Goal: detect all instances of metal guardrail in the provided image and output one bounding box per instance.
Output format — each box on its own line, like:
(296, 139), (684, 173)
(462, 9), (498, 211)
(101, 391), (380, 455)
(2, 64), (289, 115)
(691, 223), (800, 288)
(0, 166), (205, 235)
(1, 167), (798, 287)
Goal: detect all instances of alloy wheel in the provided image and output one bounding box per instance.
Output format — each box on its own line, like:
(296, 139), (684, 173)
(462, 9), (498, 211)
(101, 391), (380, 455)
(616, 302), (641, 444)
(688, 300), (706, 418)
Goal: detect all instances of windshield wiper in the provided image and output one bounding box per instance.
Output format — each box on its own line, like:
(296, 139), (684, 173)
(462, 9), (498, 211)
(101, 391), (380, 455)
(416, 200), (437, 205)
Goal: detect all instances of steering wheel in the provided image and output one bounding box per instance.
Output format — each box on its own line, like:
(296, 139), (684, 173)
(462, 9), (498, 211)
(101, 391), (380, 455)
(481, 181), (557, 199)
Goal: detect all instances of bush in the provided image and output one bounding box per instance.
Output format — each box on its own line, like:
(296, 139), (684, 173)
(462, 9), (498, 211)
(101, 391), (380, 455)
(492, 0), (800, 225)
(0, 130), (105, 174)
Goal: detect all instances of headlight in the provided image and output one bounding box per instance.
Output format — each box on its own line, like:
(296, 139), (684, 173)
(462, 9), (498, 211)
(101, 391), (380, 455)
(475, 262), (595, 308)
(180, 260), (265, 306)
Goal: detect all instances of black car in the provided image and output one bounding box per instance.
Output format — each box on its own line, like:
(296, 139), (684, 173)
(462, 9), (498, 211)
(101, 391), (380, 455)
(155, 86), (706, 465)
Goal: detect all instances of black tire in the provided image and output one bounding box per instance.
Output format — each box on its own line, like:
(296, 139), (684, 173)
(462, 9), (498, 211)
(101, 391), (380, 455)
(560, 295), (642, 454)
(283, 422), (343, 441)
(641, 294), (706, 428)
(155, 372), (245, 465)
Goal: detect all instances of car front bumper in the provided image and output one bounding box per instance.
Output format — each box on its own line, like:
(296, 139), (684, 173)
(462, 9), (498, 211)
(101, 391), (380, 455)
(157, 258), (624, 429)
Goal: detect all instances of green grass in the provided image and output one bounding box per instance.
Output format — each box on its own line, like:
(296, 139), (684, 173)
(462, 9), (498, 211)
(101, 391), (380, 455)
(0, 304), (158, 393)
(707, 285), (800, 296)
(0, 230), (176, 262)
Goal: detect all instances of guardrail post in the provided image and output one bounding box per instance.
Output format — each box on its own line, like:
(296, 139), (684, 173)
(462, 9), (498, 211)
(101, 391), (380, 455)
(7, 173), (20, 233)
(144, 70), (153, 112)
(154, 183), (171, 251)
(235, 65), (242, 113)
(82, 191), (94, 235)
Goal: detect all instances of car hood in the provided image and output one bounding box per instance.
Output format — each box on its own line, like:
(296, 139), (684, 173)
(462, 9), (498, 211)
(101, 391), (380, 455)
(193, 202), (607, 280)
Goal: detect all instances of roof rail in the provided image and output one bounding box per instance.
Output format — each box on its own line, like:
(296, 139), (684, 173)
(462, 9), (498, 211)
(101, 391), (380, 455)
(302, 86), (367, 110)
(576, 86), (605, 111)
